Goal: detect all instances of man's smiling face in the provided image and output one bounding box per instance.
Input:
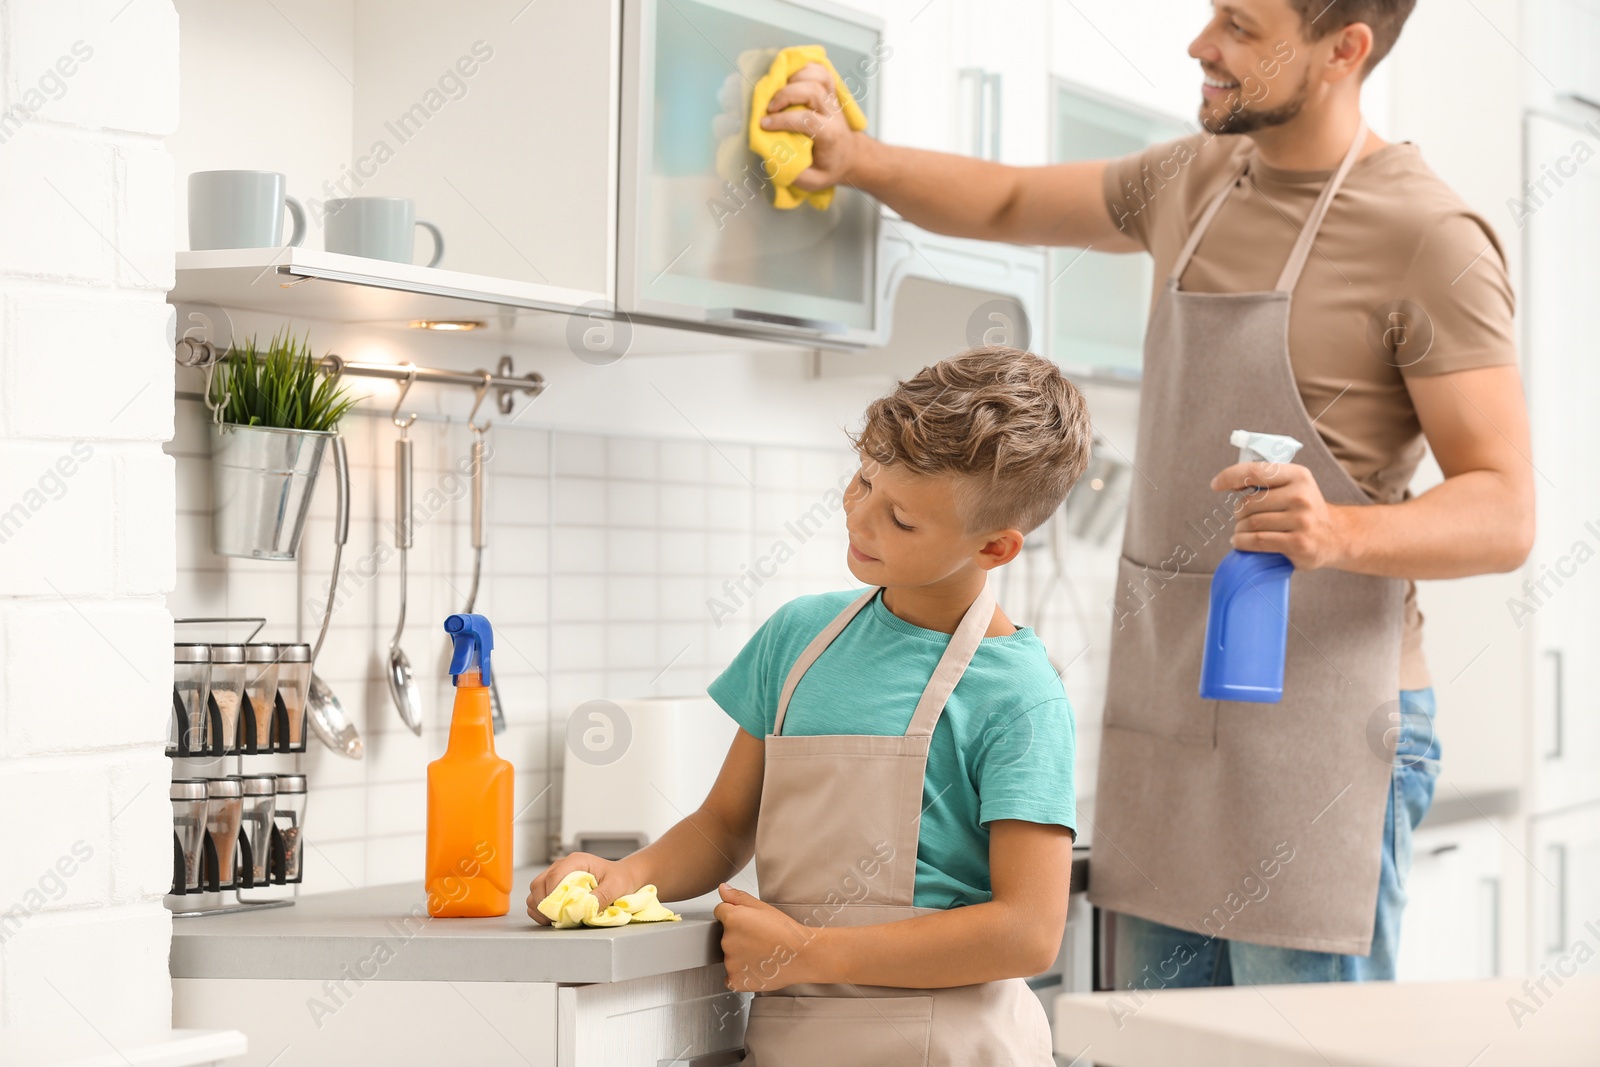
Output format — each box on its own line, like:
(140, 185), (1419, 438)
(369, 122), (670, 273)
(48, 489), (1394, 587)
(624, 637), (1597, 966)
(1189, 0), (1314, 135)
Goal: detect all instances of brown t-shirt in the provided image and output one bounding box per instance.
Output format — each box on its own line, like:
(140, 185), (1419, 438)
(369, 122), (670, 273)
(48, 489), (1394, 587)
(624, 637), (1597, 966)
(1102, 132), (1519, 689)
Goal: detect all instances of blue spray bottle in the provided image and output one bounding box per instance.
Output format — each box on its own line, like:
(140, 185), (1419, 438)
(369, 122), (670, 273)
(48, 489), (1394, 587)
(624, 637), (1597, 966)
(1199, 430), (1305, 703)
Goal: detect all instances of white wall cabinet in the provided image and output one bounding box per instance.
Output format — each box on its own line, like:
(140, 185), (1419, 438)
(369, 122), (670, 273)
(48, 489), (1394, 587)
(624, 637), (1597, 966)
(1524, 108), (1600, 816)
(951, 0), (1051, 165)
(848, 0), (1050, 163)
(1528, 802), (1600, 976)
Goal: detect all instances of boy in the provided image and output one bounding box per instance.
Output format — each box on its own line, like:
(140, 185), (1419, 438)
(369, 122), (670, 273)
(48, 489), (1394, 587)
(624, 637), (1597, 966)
(528, 345), (1092, 1066)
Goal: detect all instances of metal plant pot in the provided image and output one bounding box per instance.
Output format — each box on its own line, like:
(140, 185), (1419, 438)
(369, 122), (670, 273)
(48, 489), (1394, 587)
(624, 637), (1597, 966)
(210, 423), (333, 560)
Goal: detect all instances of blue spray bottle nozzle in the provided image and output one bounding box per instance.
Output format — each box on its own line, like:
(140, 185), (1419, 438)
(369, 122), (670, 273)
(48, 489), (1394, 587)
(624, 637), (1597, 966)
(444, 613), (494, 687)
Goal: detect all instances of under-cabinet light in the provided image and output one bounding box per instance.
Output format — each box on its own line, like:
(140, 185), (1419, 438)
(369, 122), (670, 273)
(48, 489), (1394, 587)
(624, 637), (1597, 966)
(407, 319), (485, 331)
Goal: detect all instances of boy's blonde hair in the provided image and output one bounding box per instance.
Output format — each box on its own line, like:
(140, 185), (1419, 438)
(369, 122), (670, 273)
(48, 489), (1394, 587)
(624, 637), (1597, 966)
(849, 346), (1093, 535)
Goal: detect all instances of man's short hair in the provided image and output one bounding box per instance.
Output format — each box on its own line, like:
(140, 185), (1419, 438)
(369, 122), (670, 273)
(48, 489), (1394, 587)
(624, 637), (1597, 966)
(1290, 0), (1417, 74)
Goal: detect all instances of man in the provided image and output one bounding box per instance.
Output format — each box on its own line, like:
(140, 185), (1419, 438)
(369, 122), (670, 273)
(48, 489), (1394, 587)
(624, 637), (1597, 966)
(761, 0), (1534, 986)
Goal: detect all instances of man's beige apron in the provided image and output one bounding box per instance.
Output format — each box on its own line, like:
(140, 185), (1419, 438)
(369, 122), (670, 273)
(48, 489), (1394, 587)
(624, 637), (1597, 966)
(741, 581), (1054, 1066)
(1088, 123), (1407, 956)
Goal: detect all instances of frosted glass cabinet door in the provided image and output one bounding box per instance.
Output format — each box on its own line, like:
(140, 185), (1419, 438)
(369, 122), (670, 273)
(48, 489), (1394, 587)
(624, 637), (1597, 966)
(620, 0), (884, 341)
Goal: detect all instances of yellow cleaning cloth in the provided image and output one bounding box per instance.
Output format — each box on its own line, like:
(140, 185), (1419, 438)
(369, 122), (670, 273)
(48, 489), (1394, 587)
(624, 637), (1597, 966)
(536, 871), (682, 929)
(748, 45), (868, 211)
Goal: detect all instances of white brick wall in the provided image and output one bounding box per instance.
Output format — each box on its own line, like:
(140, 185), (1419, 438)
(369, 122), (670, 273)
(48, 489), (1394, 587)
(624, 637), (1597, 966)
(0, 0), (178, 1038)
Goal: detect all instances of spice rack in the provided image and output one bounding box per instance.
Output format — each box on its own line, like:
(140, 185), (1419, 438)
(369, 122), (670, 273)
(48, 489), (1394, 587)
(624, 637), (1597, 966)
(167, 617), (307, 918)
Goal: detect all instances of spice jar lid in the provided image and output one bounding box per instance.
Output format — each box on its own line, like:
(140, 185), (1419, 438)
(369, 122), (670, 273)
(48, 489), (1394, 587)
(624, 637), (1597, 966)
(174, 643), (211, 664)
(239, 774), (279, 796)
(274, 774), (307, 794)
(244, 643), (281, 663)
(276, 643), (312, 662)
(205, 777), (243, 797)
(210, 644), (246, 664)
(170, 779), (208, 800)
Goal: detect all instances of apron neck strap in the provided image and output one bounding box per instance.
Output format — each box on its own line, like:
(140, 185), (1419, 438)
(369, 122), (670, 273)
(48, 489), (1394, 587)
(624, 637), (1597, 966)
(1273, 120), (1367, 292)
(771, 582), (997, 738)
(773, 586), (879, 735)
(906, 581), (996, 737)
(1167, 121), (1370, 294)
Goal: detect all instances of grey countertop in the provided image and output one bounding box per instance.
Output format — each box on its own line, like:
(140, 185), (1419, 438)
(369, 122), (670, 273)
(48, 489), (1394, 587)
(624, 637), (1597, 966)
(171, 852), (1091, 987)
(169, 869), (725, 986)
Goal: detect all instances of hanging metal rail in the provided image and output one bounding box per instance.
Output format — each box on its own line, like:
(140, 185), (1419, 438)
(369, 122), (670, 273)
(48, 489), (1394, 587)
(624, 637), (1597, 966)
(176, 334), (544, 416)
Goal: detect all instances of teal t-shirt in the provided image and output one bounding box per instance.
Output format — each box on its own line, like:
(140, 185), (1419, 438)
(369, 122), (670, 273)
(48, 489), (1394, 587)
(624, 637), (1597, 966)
(707, 587), (1077, 909)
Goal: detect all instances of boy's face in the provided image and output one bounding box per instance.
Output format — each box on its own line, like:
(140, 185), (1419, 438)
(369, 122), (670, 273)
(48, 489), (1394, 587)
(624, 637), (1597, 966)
(842, 459), (1019, 588)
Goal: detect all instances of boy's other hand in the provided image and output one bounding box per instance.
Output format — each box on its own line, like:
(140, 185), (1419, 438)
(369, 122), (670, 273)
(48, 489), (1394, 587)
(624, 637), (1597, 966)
(758, 62), (863, 191)
(714, 883), (819, 992)
(525, 852), (639, 924)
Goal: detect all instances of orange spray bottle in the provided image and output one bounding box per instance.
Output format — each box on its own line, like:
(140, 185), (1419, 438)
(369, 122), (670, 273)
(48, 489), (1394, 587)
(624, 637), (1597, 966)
(426, 613), (512, 916)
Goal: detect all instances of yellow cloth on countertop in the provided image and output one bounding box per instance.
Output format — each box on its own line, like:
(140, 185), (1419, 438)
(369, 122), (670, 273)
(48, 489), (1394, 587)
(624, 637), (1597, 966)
(536, 871), (682, 929)
(748, 44), (868, 211)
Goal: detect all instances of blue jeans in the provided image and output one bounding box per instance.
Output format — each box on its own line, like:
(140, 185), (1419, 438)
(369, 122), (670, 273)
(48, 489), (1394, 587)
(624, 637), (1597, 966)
(1113, 688), (1441, 985)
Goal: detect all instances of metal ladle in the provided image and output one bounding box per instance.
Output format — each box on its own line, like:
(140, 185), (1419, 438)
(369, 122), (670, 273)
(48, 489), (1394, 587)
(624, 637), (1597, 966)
(461, 372), (506, 734)
(306, 434), (364, 759)
(386, 367), (423, 736)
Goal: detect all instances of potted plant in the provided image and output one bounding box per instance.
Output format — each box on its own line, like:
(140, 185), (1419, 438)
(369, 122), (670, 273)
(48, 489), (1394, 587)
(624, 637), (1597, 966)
(209, 329), (358, 560)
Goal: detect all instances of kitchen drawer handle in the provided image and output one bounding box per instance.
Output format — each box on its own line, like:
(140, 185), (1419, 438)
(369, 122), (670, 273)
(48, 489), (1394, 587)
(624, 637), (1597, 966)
(706, 307), (848, 336)
(1544, 649), (1564, 760)
(657, 1050), (744, 1067)
(1546, 842), (1567, 955)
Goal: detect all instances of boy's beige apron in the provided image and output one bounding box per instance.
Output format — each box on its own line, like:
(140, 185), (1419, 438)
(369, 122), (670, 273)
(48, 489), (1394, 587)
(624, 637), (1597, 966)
(741, 582), (1054, 1066)
(1089, 122), (1406, 956)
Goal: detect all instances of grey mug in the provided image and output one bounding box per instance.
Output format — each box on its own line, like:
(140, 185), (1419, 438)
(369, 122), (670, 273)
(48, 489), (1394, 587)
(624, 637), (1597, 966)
(324, 197), (444, 267)
(188, 170), (306, 250)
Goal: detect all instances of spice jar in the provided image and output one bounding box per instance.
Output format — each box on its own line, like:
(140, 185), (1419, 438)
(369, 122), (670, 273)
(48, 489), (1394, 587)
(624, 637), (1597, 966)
(237, 775), (278, 888)
(241, 644), (280, 754)
(170, 779), (208, 895)
(171, 644), (212, 756)
(203, 777), (243, 891)
(274, 644), (311, 753)
(273, 774), (307, 883)
(208, 645), (246, 756)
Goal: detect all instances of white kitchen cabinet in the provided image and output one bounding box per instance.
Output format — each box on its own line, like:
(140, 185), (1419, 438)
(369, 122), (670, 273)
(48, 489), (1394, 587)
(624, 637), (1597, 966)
(558, 967), (746, 1067)
(1396, 818), (1506, 982)
(1528, 801), (1600, 977)
(1047, 82), (1187, 379)
(845, 0), (1050, 163)
(952, 0), (1052, 165)
(171, 0), (618, 302)
(1524, 107), (1600, 815)
(844, 0), (957, 154)
(618, 0), (887, 346)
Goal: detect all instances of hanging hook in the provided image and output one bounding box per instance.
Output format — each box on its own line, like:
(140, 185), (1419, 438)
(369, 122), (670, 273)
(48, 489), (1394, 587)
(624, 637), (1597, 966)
(391, 364), (419, 431)
(467, 370), (494, 437)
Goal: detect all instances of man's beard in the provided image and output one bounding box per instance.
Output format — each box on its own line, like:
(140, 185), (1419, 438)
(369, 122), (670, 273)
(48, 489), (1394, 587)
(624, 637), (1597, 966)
(1199, 68), (1311, 135)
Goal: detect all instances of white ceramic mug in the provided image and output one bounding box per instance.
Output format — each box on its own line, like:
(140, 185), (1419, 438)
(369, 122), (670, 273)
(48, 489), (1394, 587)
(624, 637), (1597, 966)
(324, 197), (444, 267)
(188, 170), (306, 250)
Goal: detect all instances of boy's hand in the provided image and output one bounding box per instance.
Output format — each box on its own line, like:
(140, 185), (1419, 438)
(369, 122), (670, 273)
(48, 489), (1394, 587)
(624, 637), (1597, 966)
(525, 853), (639, 924)
(714, 883), (824, 992)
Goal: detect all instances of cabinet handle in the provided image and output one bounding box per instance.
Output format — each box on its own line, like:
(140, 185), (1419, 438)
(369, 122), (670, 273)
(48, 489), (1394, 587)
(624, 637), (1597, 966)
(1544, 649), (1564, 759)
(958, 69), (1003, 160)
(657, 1051), (744, 1067)
(985, 71), (1003, 162)
(1546, 842), (1567, 955)
(1478, 876), (1500, 977)
(706, 307), (847, 336)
